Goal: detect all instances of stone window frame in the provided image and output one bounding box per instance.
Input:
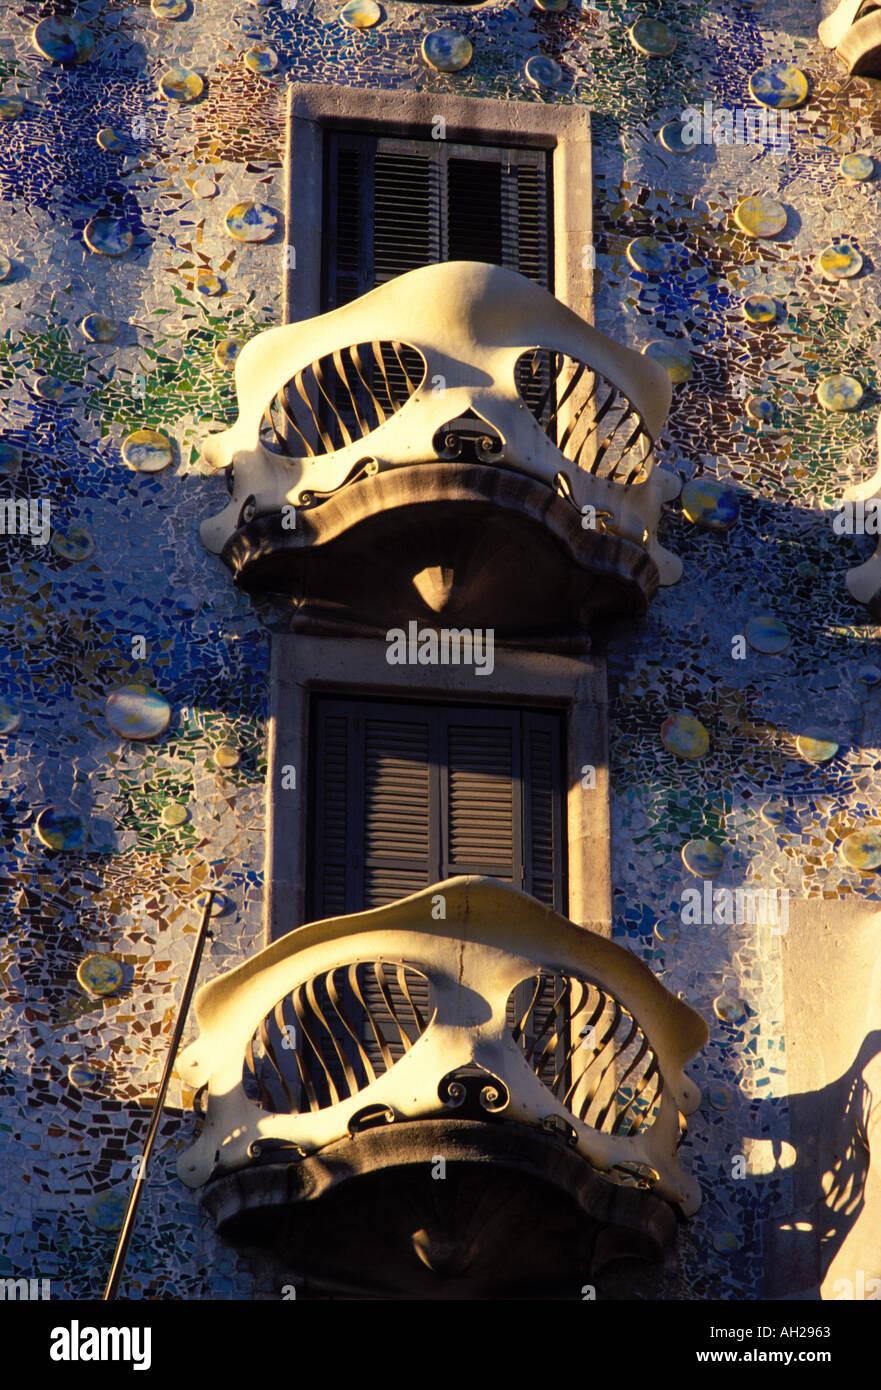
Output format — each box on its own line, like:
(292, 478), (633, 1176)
(265, 86), (608, 947)
(283, 81), (593, 326)
(265, 635), (611, 944)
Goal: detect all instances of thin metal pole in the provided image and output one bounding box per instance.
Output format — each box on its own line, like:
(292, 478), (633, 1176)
(104, 890), (216, 1301)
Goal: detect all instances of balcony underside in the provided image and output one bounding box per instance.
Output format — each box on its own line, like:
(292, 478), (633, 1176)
(200, 1119), (678, 1300)
(221, 463), (659, 647)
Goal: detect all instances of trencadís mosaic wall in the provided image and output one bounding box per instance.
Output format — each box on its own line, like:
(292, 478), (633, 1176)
(0, 0), (879, 1299)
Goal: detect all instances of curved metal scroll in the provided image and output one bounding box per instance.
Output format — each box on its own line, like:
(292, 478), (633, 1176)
(516, 349), (653, 485)
(509, 973), (661, 1139)
(262, 340), (426, 459)
(243, 961), (430, 1113)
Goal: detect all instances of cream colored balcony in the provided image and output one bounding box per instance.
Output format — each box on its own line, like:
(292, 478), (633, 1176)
(176, 878), (706, 1297)
(199, 262), (682, 643)
(819, 0), (881, 74)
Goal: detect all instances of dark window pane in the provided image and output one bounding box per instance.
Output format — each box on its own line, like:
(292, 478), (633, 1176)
(448, 158), (503, 263)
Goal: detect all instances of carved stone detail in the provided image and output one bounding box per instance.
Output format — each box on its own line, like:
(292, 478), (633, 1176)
(220, 462), (665, 642)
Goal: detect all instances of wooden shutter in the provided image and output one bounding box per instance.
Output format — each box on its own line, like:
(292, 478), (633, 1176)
(374, 147), (440, 284)
(310, 697), (567, 1079)
(310, 699), (438, 918)
(310, 697), (564, 917)
(362, 710), (435, 907)
(441, 708), (521, 882)
(323, 132), (551, 309)
(522, 711), (565, 908)
(311, 708), (353, 918)
(323, 132), (375, 311)
(447, 157), (503, 264)
(513, 162), (549, 286)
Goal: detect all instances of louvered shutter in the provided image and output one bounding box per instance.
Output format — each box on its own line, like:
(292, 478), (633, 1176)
(310, 699), (437, 919)
(310, 698), (568, 1080)
(323, 132), (375, 311)
(323, 133), (551, 306)
(440, 708), (522, 882)
(311, 708), (355, 918)
(310, 698), (564, 916)
(362, 710), (436, 907)
(447, 157), (503, 264)
(522, 711), (565, 908)
(513, 162), (548, 286)
(374, 148), (439, 283)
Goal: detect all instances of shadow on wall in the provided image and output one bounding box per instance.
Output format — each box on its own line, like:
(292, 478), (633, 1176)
(765, 1030), (881, 1299)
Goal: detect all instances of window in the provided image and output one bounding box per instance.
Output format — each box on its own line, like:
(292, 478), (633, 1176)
(307, 694), (568, 1084)
(266, 638), (610, 942)
(309, 695), (566, 919)
(311, 132), (552, 446)
(322, 132), (551, 311)
(284, 83), (593, 326)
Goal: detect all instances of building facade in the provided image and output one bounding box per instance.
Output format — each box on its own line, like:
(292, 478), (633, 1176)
(1, 0), (880, 1301)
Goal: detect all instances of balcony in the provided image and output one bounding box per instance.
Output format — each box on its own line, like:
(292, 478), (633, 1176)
(199, 261), (682, 646)
(176, 877), (706, 1299)
(819, 1), (881, 74)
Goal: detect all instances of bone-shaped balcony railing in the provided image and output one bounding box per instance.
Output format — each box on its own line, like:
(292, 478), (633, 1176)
(819, 0), (881, 73)
(176, 877), (707, 1214)
(200, 261), (683, 586)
